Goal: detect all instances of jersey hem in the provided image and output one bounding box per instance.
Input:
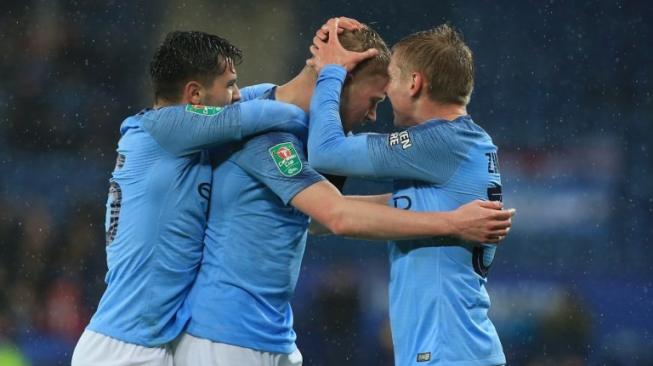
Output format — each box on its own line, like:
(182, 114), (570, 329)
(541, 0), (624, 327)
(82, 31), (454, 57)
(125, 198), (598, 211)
(186, 323), (297, 355)
(395, 354), (505, 366)
(84, 324), (174, 348)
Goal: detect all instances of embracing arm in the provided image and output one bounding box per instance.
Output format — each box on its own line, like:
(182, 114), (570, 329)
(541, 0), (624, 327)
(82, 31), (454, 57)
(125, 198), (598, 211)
(294, 181), (512, 242)
(239, 83), (276, 101)
(142, 100), (307, 156)
(308, 193), (391, 235)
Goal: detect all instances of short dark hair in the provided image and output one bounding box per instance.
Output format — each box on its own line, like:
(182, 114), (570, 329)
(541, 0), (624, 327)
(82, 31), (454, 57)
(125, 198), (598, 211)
(149, 31), (243, 102)
(393, 24), (474, 105)
(338, 26), (390, 78)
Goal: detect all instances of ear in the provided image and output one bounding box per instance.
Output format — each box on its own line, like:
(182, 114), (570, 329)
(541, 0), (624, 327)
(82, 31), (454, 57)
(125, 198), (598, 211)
(409, 72), (424, 98)
(183, 81), (203, 105)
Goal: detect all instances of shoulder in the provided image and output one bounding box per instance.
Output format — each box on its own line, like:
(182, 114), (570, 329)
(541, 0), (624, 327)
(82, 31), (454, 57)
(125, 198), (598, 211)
(411, 117), (491, 144)
(243, 132), (305, 152)
(147, 104), (234, 120)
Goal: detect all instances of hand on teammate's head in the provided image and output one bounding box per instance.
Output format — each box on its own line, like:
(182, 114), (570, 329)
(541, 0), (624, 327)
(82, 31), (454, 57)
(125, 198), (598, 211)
(307, 17), (378, 73)
(314, 17), (364, 47)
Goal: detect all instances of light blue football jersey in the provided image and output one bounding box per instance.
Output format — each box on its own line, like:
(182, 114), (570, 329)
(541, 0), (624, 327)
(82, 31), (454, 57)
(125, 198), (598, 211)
(308, 65), (505, 366)
(183, 131), (324, 354)
(87, 85), (309, 347)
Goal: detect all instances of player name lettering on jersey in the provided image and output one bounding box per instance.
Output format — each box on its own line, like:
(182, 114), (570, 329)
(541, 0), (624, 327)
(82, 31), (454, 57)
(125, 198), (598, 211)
(389, 131), (412, 150)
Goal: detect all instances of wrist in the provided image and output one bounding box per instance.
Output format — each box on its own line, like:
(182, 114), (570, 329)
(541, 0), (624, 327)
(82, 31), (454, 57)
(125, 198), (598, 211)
(320, 64), (347, 79)
(439, 212), (458, 237)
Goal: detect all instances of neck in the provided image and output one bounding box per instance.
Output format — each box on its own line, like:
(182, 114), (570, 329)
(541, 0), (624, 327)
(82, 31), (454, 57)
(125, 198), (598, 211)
(153, 98), (185, 109)
(411, 97), (468, 125)
(275, 66), (318, 112)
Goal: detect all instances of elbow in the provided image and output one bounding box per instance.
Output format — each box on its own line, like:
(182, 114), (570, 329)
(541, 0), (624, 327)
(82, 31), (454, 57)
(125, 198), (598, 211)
(326, 218), (351, 237)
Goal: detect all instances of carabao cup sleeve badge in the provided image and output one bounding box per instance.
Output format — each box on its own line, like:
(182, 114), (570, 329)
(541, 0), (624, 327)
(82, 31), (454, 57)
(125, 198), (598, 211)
(185, 104), (223, 116)
(269, 142), (303, 177)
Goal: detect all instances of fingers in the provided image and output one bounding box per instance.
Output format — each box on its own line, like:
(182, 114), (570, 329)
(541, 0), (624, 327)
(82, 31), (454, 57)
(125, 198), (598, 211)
(318, 16), (363, 44)
(313, 35), (326, 48)
(485, 227), (510, 243)
(315, 28), (328, 42)
(328, 18), (340, 45)
(363, 48), (379, 58)
(350, 48), (380, 65)
(485, 235), (505, 243)
(491, 208), (515, 220)
(477, 199), (503, 209)
(309, 45), (319, 57)
(335, 16), (363, 30)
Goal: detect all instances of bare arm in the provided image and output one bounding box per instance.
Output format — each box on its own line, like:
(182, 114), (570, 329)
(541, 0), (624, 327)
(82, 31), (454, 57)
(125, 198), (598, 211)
(308, 193), (392, 235)
(295, 181), (512, 242)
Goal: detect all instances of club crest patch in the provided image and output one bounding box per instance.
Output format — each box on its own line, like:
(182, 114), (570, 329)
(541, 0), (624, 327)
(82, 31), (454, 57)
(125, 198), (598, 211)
(269, 142), (303, 177)
(185, 104), (223, 116)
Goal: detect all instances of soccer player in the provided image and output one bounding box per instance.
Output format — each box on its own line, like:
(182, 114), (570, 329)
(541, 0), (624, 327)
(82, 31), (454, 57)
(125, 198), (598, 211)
(71, 31), (313, 366)
(307, 20), (507, 365)
(173, 22), (513, 366)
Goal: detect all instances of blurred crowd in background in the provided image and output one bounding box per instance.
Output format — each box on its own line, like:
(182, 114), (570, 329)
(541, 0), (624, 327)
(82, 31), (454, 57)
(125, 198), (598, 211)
(0, 0), (651, 365)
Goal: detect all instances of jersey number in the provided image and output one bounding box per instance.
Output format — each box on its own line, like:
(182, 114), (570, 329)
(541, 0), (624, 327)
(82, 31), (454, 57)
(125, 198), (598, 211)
(473, 182), (503, 278)
(106, 154), (125, 245)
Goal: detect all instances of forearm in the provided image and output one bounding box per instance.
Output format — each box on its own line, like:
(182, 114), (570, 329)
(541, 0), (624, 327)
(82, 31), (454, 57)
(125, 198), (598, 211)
(330, 200), (454, 241)
(345, 194), (391, 205)
(310, 194), (391, 236)
(293, 181), (452, 241)
(143, 100), (307, 156)
(239, 83), (276, 102)
(308, 65), (376, 176)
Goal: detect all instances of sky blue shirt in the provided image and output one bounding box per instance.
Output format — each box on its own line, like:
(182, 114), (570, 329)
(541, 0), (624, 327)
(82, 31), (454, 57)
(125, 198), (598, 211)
(87, 85), (308, 347)
(183, 129), (324, 354)
(308, 65), (505, 366)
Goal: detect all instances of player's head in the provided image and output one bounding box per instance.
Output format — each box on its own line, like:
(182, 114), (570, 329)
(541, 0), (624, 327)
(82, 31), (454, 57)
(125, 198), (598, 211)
(338, 26), (391, 131)
(388, 24), (474, 126)
(150, 31), (243, 107)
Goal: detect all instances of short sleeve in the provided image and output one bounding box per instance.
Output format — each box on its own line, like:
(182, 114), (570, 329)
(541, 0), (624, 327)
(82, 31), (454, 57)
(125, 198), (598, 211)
(230, 132), (325, 205)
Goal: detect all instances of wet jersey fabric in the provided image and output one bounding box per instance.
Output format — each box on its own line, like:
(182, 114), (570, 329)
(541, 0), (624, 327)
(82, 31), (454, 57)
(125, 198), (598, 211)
(184, 131), (324, 354)
(308, 65), (505, 366)
(88, 84), (308, 347)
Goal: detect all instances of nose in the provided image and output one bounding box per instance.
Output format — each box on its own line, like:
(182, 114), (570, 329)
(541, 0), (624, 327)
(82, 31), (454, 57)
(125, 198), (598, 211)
(232, 85), (241, 103)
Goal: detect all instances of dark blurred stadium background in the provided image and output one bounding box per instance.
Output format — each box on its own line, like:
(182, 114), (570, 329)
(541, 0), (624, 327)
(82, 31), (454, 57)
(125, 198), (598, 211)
(1, 0), (651, 365)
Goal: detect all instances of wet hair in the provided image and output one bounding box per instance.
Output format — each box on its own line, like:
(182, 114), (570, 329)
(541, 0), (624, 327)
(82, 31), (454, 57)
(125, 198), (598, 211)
(338, 25), (390, 78)
(392, 24), (474, 105)
(149, 31), (243, 102)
